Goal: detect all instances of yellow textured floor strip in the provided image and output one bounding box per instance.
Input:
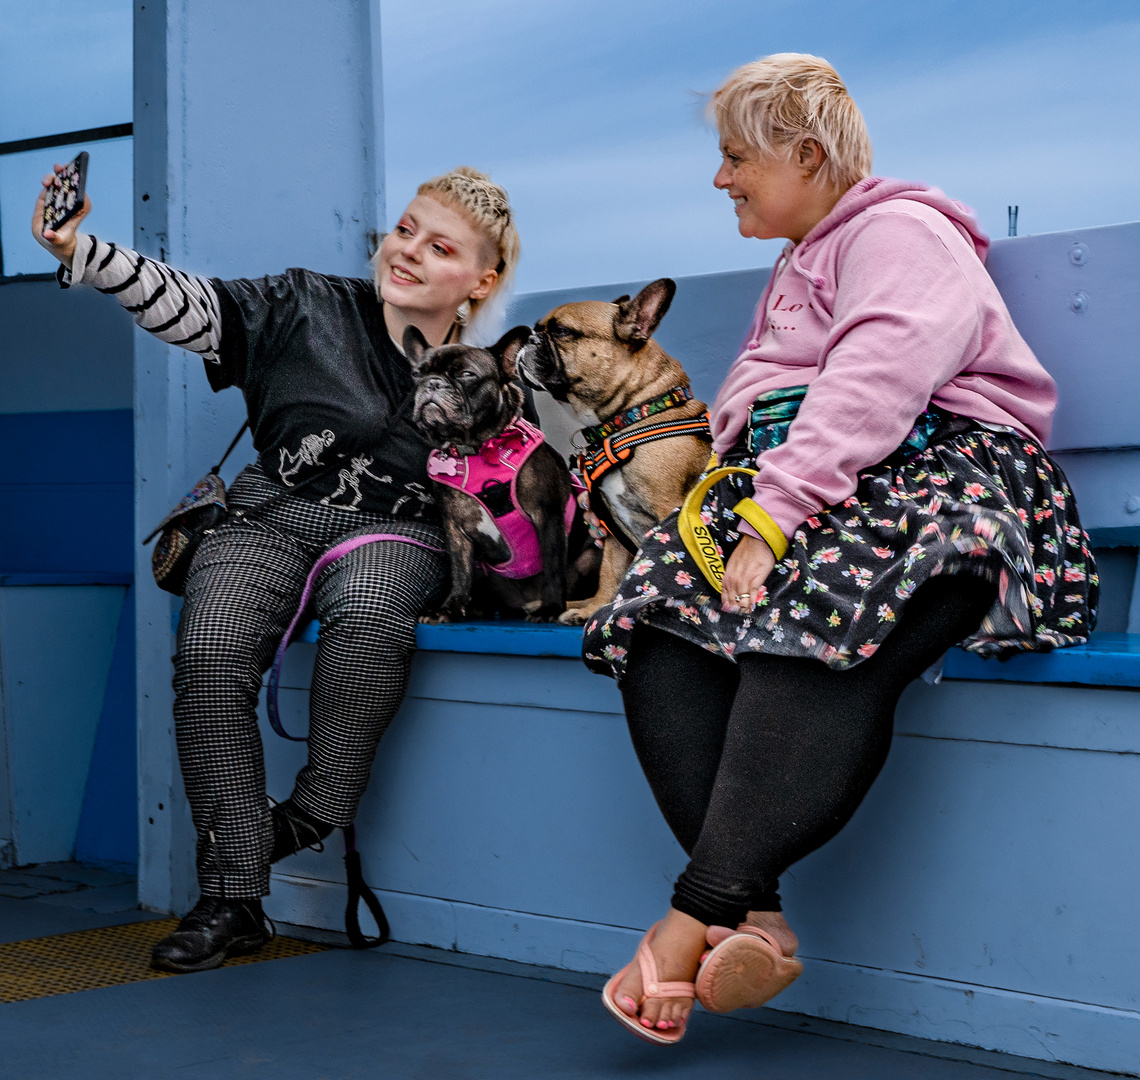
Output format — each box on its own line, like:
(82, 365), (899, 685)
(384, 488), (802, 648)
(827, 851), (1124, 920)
(0, 918), (327, 1003)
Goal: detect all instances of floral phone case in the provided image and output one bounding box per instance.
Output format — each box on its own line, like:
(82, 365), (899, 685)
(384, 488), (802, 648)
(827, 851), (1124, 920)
(42, 151), (89, 232)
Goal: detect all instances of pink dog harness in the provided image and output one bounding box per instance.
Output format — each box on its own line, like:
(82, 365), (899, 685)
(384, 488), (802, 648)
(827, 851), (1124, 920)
(427, 417), (576, 579)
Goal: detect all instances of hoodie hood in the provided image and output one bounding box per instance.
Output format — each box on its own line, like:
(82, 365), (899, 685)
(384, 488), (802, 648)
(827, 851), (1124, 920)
(798, 176), (989, 263)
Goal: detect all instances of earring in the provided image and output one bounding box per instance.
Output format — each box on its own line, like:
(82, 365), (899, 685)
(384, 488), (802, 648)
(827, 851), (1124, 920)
(455, 300), (472, 325)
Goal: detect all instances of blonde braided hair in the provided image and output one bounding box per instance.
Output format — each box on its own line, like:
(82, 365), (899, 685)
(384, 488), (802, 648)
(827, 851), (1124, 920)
(417, 167), (520, 323)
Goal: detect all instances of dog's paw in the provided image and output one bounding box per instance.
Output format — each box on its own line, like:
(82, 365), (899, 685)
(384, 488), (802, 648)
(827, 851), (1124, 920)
(418, 612), (451, 625)
(525, 609), (561, 624)
(556, 607), (589, 626)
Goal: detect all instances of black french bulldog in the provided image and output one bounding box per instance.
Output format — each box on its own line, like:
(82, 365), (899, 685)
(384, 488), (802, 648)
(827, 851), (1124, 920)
(405, 324), (599, 622)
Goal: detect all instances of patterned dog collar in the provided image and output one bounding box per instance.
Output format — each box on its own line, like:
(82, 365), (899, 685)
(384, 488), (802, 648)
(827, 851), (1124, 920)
(581, 385), (694, 447)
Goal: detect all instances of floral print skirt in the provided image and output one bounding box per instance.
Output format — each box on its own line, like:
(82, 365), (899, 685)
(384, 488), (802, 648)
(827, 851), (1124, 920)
(583, 405), (1098, 681)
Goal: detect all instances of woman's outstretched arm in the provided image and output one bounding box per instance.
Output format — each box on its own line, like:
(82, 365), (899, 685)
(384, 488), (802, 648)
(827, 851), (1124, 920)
(32, 168), (222, 362)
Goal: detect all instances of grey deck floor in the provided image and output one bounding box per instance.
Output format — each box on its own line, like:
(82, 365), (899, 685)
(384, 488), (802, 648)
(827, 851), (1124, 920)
(0, 865), (1117, 1080)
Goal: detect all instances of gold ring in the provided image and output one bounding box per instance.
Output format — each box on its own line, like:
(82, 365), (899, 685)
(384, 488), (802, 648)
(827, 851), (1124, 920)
(734, 593), (751, 603)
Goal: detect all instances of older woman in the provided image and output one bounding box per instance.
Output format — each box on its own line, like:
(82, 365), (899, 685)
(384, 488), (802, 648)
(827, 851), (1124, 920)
(34, 166), (520, 972)
(587, 54), (1096, 1043)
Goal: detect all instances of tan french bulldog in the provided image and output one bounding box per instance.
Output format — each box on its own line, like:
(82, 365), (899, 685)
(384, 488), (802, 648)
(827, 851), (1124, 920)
(516, 279), (712, 624)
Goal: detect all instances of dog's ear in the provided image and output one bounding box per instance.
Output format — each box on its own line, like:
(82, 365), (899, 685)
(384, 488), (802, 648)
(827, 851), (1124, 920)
(403, 325), (431, 369)
(613, 278), (676, 347)
(489, 325), (532, 381)
(611, 294), (630, 305)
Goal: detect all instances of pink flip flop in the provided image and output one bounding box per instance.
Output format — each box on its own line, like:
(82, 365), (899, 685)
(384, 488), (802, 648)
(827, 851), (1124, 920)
(695, 925), (803, 1013)
(601, 922), (697, 1046)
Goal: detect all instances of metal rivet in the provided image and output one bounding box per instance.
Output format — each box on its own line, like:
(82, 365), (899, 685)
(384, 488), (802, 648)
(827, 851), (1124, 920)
(1070, 291), (1088, 313)
(1126, 495), (1140, 514)
(647, 983), (658, 994)
(1069, 243), (1089, 266)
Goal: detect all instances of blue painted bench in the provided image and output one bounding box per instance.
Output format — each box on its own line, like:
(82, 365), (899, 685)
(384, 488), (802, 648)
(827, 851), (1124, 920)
(264, 221), (1140, 1076)
(296, 621), (1140, 689)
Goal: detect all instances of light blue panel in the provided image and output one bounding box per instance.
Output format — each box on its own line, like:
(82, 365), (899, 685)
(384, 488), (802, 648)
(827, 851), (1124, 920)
(895, 679), (1140, 755)
(75, 586), (138, 871)
(262, 675), (685, 930)
(0, 137), (134, 278)
(0, 661), (10, 864)
(779, 732), (1140, 1010)
(0, 585), (126, 864)
(1051, 448), (1140, 545)
(162, 4), (382, 281)
(133, 0), (386, 914)
(277, 645), (621, 717)
(261, 641), (1140, 1072)
(986, 223), (1140, 452)
(0, 281), (133, 413)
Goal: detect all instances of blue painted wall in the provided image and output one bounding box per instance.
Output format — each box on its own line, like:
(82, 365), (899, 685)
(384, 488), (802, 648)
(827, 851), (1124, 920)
(0, 230), (137, 870)
(74, 587), (138, 871)
(0, 277), (134, 414)
(0, 410), (133, 574)
(0, 583), (128, 866)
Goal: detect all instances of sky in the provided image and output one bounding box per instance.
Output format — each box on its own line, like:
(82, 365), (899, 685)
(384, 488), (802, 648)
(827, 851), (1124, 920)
(379, 0), (1140, 291)
(2, 0), (1138, 287)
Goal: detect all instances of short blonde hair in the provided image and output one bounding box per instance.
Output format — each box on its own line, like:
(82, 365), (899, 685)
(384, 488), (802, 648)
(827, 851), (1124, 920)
(710, 54), (872, 192)
(417, 166), (520, 321)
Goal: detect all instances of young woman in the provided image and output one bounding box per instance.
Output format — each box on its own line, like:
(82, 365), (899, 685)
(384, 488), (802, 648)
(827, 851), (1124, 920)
(34, 165), (520, 972)
(584, 54), (1097, 1043)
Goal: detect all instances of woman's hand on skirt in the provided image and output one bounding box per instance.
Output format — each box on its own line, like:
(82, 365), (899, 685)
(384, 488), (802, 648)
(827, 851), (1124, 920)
(721, 534), (775, 613)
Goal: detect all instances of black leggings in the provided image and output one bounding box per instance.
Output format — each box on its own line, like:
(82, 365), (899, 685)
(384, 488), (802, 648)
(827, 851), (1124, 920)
(619, 574), (997, 927)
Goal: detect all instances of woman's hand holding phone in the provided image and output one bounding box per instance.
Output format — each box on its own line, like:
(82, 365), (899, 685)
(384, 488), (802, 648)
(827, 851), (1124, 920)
(32, 162), (92, 268)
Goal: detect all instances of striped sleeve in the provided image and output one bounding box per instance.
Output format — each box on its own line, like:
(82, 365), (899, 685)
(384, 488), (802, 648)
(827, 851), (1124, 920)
(59, 233), (223, 364)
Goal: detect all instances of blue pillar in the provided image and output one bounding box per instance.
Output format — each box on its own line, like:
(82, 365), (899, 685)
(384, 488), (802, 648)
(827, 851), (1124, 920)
(132, 0), (385, 913)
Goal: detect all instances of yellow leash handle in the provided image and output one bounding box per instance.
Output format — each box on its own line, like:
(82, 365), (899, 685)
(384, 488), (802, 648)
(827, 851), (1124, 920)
(678, 463), (788, 590)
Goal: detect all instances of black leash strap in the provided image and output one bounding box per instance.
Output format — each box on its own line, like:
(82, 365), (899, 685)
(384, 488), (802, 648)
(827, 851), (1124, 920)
(343, 823), (389, 949)
(212, 420), (250, 474)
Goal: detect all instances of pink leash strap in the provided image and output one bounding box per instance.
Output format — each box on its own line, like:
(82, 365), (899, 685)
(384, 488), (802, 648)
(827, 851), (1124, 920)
(266, 533), (444, 740)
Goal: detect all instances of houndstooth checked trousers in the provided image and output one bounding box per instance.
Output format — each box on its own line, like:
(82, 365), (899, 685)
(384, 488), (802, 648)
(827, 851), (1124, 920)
(173, 463), (446, 898)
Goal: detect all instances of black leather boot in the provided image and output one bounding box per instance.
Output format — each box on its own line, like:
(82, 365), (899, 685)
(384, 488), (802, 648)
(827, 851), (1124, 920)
(270, 798), (335, 863)
(150, 896), (273, 973)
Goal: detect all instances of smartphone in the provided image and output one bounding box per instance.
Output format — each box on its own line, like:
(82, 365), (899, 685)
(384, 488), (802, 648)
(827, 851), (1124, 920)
(42, 151), (89, 233)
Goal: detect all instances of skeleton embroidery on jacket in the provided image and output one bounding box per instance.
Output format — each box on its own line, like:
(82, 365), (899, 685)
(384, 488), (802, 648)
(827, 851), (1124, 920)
(279, 430), (335, 486)
(391, 481), (432, 516)
(320, 455), (390, 511)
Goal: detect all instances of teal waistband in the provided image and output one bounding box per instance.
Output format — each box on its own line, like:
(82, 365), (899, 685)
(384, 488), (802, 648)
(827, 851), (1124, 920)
(741, 384), (950, 461)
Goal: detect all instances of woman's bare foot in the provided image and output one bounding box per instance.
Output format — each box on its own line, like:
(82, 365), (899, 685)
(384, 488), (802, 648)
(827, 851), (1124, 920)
(612, 908), (707, 1033)
(743, 910), (798, 957)
(707, 910), (799, 955)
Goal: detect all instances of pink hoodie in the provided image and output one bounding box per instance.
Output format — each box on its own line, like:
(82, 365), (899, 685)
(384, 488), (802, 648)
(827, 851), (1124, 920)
(710, 177), (1056, 540)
